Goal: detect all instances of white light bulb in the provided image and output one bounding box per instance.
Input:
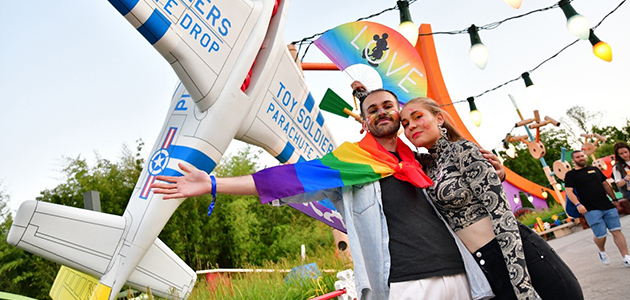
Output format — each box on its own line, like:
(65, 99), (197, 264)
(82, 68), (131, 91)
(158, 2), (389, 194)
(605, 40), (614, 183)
(469, 43), (489, 69)
(525, 84), (541, 108)
(567, 14), (590, 40)
(506, 144), (517, 159)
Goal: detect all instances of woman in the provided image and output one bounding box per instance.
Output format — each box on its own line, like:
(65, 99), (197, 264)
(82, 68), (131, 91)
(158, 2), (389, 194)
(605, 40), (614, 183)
(400, 97), (582, 300)
(612, 142), (630, 199)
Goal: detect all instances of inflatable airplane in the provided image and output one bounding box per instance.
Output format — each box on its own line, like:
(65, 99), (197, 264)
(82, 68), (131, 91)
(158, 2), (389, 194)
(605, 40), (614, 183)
(7, 0), (343, 299)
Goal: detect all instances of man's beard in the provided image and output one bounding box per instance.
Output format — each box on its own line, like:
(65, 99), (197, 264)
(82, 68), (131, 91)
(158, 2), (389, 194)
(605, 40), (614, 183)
(574, 160), (587, 168)
(370, 116), (399, 138)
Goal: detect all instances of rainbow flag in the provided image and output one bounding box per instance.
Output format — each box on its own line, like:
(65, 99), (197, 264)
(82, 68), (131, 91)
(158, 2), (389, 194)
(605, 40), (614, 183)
(253, 133), (432, 203)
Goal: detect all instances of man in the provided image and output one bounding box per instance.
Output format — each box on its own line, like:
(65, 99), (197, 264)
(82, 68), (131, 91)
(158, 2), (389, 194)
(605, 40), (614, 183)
(152, 89), (499, 300)
(565, 150), (630, 267)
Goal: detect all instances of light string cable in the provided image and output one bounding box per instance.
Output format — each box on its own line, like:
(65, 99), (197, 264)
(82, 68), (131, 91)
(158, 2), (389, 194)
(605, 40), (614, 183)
(444, 0), (626, 106)
(424, 1), (564, 36)
(291, 0), (419, 63)
(488, 0), (627, 153)
(289, 0), (624, 105)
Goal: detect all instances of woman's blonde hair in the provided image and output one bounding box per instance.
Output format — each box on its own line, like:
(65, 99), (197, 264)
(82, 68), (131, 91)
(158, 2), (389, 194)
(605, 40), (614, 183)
(403, 97), (465, 142)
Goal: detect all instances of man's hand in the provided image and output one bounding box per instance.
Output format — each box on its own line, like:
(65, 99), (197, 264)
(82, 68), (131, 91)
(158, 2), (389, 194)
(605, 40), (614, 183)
(577, 204), (588, 214)
(481, 148), (506, 181)
(151, 163), (213, 200)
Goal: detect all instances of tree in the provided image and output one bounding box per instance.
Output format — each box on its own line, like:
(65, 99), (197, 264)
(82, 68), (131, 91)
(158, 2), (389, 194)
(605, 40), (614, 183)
(0, 183), (58, 299)
(560, 105), (603, 148)
(501, 127), (573, 186)
(159, 146), (334, 269)
(504, 105), (630, 186)
(592, 120), (630, 158)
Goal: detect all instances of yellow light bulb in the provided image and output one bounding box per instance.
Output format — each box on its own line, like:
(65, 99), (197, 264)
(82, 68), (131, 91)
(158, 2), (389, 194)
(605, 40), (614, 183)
(469, 110), (482, 127)
(593, 41), (612, 62)
(504, 0), (522, 9)
(541, 190), (549, 198)
(398, 21), (418, 47)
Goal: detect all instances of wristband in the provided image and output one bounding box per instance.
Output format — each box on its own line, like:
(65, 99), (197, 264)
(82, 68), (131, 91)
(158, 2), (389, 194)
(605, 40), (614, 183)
(576, 203), (582, 207)
(207, 175), (217, 216)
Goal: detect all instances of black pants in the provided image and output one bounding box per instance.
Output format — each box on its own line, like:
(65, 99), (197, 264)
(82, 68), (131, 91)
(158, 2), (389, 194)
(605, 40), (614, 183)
(473, 222), (584, 300)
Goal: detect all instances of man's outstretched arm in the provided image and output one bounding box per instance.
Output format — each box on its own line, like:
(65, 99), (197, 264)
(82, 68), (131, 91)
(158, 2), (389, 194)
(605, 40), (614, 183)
(151, 162), (258, 199)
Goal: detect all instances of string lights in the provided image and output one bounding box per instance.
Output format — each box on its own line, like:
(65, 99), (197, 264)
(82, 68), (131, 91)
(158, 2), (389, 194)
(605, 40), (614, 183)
(505, 143), (517, 159)
(289, 0), (625, 137)
(504, 0), (523, 9)
(541, 188), (549, 198)
(513, 194), (520, 204)
(467, 97), (482, 127)
(443, 0), (624, 124)
(521, 72), (541, 107)
(468, 25), (489, 69)
(588, 29), (613, 62)
(397, 0), (418, 46)
(559, 0), (590, 40)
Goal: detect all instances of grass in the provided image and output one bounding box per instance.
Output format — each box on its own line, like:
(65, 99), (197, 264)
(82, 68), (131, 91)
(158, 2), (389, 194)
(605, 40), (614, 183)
(185, 246), (351, 300)
(517, 203), (568, 227)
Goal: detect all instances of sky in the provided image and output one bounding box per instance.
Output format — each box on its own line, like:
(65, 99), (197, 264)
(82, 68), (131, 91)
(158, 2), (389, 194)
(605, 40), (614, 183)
(1, 0), (629, 212)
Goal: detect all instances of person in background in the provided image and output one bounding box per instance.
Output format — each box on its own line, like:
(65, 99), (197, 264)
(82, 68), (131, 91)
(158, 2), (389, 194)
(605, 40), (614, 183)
(400, 97), (583, 300)
(565, 149), (630, 267)
(612, 142), (630, 200)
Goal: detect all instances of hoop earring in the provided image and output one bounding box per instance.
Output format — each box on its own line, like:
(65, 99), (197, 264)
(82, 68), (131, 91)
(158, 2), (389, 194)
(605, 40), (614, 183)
(438, 123), (447, 137)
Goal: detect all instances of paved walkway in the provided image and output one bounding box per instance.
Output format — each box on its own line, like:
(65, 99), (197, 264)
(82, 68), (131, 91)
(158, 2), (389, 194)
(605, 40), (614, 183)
(547, 214), (630, 299)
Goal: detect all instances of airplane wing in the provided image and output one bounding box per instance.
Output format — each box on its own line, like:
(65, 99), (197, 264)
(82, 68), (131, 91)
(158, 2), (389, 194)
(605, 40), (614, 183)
(6, 200), (196, 299)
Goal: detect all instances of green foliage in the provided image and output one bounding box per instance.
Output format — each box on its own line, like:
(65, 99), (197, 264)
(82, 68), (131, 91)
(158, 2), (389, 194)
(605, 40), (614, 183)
(517, 204), (567, 227)
(501, 127), (573, 186)
(564, 105), (602, 134)
(36, 142), (144, 215)
(593, 120), (630, 159)
(518, 193), (535, 209)
(160, 146), (334, 269)
(593, 120), (630, 145)
(0, 184), (58, 299)
(504, 105), (630, 186)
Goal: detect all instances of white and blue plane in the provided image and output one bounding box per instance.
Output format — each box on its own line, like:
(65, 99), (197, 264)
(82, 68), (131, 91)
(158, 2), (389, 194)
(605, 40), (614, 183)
(7, 0), (344, 299)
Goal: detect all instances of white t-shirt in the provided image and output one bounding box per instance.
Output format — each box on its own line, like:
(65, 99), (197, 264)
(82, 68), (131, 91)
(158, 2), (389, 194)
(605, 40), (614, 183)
(612, 160), (630, 183)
